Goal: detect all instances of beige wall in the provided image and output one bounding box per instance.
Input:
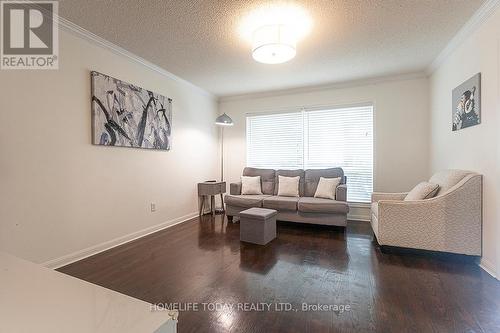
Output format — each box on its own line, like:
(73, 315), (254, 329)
(429, 7), (500, 278)
(0, 29), (219, 264)
(219, 76), (430, 204)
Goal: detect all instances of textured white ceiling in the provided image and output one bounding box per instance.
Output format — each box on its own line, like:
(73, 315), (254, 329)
(58, 0), (484, 97)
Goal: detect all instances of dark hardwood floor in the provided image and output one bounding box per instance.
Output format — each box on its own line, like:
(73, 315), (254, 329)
(59, 215), (500, 333)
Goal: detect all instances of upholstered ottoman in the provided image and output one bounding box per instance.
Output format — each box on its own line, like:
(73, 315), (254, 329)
(239, 208), (277, 245)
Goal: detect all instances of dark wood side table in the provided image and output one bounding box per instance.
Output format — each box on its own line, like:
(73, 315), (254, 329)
(198, 181), (226, 216)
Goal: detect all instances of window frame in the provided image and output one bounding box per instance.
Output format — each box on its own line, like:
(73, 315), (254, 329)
(245, 102), (375, 204)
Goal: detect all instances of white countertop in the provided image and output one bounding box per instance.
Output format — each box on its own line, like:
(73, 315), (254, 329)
(0, 252), (177, 333)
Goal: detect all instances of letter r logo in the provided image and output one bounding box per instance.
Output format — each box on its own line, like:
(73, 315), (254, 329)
(2, 2), (54, 55)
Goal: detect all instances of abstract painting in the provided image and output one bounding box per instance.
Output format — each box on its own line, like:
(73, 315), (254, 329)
(452, 73), (480, 131)
(91, 71), (172, 150)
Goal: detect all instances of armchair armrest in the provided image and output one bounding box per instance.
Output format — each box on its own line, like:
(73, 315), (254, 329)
(371, 192), (408, 203)
(336, 184), (347, 201)
(230, 182), (242, 195)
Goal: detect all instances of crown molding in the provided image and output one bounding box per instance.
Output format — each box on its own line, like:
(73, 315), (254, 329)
(427, 0), (500, 74)
(54, 15), (215, 99)
(219, 71), (427, 103)
(44, 1), (500, 102)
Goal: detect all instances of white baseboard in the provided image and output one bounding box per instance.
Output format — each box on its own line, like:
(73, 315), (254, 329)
(348, 202), (371, 222)
(479, 258), (498, 280)
(42, 212), (198, 269)
(348, 214), (371, 222)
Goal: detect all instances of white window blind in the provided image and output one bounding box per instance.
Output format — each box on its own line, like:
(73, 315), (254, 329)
(246, 112), (303, 169)
(304, 106), (373, 203)
(246, 105), (373, 203)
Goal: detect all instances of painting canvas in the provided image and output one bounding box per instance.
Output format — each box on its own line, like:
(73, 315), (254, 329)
(91, 71), (172, 150)
(452, 73), (480, 131)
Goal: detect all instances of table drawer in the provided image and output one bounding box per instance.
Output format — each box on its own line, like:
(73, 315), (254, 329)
(198, 182), (226, 195)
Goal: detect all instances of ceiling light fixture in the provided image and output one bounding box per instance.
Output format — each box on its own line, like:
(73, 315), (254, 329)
(240, 3), (312, 65)
(252, 24), (296, 64)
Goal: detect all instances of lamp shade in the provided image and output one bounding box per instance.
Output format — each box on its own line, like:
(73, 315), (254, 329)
(215, 113), (234, 126)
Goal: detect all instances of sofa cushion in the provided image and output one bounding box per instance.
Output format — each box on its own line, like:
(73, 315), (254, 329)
(429, 170), (472, 196)
(225, 194), (270, 208)
(277, 175), (300, 197)
(274, 169), (304, 196)
(371, 202), (378, 218)
(298, 197), (349, 214)
(314, 177), (342, 200)
(304, 168), (344, 197)
(241, 176), (263, 195)
(404, 182), (439, 201)
(243, 167), (275, 195)
(263, 196), (299, 211)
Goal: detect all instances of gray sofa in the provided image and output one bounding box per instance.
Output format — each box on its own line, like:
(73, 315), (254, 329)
(225, 167), (349, 227)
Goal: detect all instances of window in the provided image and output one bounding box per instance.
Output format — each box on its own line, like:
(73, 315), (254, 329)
(246, 105), (373, 203)
(246, 112), (303, 169)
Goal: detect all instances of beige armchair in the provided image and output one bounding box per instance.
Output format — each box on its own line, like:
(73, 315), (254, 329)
(371, 170), (482, 256)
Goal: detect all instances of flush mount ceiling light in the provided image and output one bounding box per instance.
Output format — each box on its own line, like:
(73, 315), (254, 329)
(240, 3), (312, 65)
(252, 24), (296, 64)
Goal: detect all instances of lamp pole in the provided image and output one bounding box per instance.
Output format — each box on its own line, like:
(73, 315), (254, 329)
(215, 113), (234, 181)
(220, 126), (224, 181)
(215, 113), (234, 213)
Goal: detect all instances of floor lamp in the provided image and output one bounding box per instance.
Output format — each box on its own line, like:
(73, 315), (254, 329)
(215, 113), (234, 211)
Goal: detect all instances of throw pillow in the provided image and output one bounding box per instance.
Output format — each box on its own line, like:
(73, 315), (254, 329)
(277, 175), (300, 197)
(314, 177), (342, 200)
(404, 182), (440, 201)
(241, 176), (263, 195)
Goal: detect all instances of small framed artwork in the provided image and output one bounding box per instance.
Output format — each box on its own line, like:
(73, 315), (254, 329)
(452, 73), (481, 131)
